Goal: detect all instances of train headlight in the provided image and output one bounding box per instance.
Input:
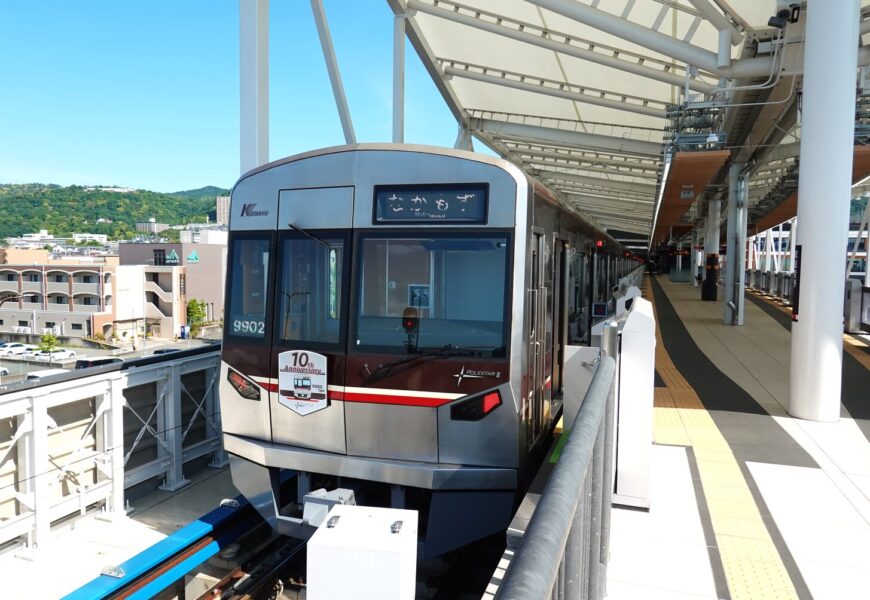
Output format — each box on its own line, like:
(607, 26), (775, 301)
(227, 368), (261, 401)
(450, 390), (502, 421)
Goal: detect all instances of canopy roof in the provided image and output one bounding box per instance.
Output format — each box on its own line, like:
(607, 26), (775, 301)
(390, 0), (870, 249)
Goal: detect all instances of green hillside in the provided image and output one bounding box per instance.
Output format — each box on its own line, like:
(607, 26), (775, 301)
(170, 186), (230, 199)
(0, 184), (220, 241)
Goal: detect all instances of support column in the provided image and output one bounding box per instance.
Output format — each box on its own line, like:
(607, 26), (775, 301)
(734, 174), (748, 323)
(702, 197), (721, 300)
(692, 229), (700, 286)
(392, 12), (405, 143)
(310, 0), (356, 145)
(724, 163), (744, 323)
(789, 0), (859, 422)
(239, 0), (269, 175)
(158, 365), (189, 491)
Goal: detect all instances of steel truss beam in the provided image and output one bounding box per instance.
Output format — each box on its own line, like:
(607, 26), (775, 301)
(405, 0), (714, 93)
(505, 144), (660, 173)
(551, 181), (654, 203)
(563, 191), (654, 208)
(469, 118), (662, 158)
(573, 206), (653, 221)
(522, 155), (658, 180)
(441, 60), (668, 119)
(527, 0), (773, 79)
(523, 157), (659, 181)
(548, 182), (654, 204)
(532, 169), (655, 195)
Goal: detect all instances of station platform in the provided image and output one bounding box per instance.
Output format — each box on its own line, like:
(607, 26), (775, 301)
(606, 276), (870, 600)
(1, 466), (235, 599)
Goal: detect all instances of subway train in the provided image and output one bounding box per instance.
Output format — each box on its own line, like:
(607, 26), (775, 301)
(219, 144), (636, 557)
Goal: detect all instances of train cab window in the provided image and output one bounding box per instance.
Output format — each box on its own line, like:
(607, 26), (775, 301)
(355, 233), (510, 355)
(226, 236), (271, 340)
(276, 233), (347, 346)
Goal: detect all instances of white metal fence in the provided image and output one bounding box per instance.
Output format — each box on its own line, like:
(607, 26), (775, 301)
(0, 347), (225, 553)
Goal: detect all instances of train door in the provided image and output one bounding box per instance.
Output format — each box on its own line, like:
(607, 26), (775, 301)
(551, 239), (568, 398)
(527, 230), (546, 447)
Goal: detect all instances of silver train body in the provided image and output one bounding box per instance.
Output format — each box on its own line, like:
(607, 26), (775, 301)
(220, 144), (635, 557)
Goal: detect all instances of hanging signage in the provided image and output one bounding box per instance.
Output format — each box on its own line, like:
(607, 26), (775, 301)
(278, 350), (329, 416)
(165, 249), (180, 265)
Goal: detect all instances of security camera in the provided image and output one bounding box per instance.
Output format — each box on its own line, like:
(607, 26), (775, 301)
(768, 8), (791, 29)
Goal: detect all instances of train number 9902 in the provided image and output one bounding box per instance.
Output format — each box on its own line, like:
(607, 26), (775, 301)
(232, 319), (265, 335)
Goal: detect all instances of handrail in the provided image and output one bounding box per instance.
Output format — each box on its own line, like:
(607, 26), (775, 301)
(496, 355), (616, 600)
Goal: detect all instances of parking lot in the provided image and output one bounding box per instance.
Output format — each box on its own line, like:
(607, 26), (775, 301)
(0, 338), (219, 384)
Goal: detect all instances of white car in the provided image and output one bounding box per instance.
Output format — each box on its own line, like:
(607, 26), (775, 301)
(26, 368), (70, 381)
(0, 343), (37, 356)
(34, 348), (77, 362)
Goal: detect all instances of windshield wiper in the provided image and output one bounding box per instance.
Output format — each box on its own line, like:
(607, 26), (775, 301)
(288, 222), (333, 248)
(361, 344), (493, 384)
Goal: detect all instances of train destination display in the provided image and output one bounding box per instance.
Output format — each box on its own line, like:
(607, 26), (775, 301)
(374, 185), (487, 223)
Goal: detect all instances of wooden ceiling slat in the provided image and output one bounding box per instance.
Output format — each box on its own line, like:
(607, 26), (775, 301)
(652, 150), (730, 243)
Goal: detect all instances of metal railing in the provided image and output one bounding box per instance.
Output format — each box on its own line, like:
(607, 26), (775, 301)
(496, 324), (617, 600)
(0, 345), (226, 553)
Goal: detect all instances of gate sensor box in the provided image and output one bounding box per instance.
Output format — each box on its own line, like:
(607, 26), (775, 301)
(307, 504), (418, 600)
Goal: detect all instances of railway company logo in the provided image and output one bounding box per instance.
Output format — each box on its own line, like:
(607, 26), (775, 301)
(240, 203), (269, 217)
(453, 365), (501, 387)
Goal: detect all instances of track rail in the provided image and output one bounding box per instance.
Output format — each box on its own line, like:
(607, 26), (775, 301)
(195, 537), (307, 600)
(65, 498), (257, 600)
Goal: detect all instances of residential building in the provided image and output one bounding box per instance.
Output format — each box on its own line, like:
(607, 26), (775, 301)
(119, 240), (227, 330)
(216, 195), (230, 225)
(0, 261), (117, 340)
(135, 218), (170, 234)
(179, 225), (227, 245)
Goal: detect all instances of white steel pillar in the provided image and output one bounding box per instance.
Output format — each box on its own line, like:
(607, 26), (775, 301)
(724, 163), (745, 324)
(392, 12), (405, 143)
(692, 229), (701, 286)
(790, 0), (859, 422)
(310, 0), (356, 145)
(733, 173), (749, 323)
(239, 0), (269, 175)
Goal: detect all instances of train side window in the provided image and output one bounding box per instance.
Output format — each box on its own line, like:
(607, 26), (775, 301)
(226, 236), (271, 340)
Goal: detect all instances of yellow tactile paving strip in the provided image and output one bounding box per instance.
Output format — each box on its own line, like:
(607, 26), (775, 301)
(749, 290), (870, 371)
(646, 278), (799, 600)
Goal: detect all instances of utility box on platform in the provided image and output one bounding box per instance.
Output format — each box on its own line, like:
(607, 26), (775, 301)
(307, 504), (418, 600)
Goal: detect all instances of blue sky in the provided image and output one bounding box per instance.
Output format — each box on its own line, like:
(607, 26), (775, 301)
(0, 1), (465, 193)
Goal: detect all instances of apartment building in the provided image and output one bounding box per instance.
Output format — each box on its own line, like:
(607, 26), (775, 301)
(119, 240), (227, 333)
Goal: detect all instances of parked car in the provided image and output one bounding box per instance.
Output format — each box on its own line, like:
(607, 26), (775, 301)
(75, 357), (123, 370)
(34, 348), (77, 362)
(25, 368), (70, 381)
(2, 344), (38, 357)
(152, 348), (182, 355)
(0, 343), (36, 356)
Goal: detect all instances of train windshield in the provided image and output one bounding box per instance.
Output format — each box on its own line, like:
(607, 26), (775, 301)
(355, 233), (510, 355)
(226, 235), (271, 340)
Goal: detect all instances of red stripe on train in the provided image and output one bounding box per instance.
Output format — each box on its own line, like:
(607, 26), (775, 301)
(258, 382), (452, 407)
(330, 390), (452, 407)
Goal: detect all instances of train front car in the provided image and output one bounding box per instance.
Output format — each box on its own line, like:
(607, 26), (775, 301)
(221, 144), (552, 557)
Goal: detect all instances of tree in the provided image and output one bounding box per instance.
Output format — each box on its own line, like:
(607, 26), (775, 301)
(38, 333), (60, 364)
(38, 333), (59, 353)
(186, 299), (207, 336)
